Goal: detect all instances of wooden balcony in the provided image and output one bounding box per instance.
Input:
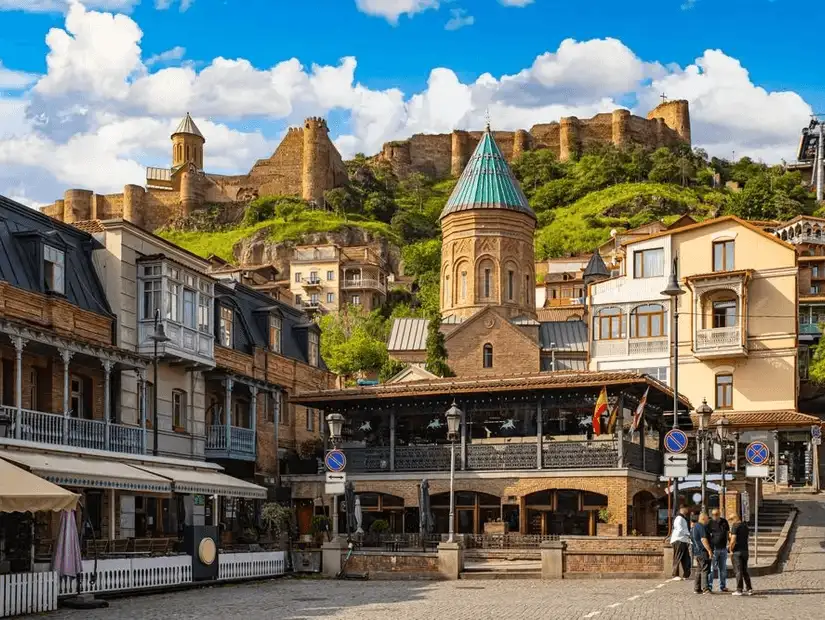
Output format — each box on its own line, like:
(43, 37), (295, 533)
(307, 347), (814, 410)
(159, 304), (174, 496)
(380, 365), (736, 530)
(205, 425), (256, 461)
(342, 278), (386, 294)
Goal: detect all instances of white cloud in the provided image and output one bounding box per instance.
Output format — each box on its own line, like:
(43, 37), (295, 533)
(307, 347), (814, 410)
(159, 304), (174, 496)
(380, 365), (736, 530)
(0, 0), (137, 12)
(445, 7), (473, 30)
(0, 62), (38, 89)
(154, 0), (192, 11)
(499, 0), (534, 6)
(145, 45), (185, 66)
(354, 0), (439, 24)
(0, 4), (814, 205)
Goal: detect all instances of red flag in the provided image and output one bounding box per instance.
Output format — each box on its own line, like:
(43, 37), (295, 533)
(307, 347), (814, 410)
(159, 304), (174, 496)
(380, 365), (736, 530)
(630, 387), (650, 433)
(592, 387), (608, 435)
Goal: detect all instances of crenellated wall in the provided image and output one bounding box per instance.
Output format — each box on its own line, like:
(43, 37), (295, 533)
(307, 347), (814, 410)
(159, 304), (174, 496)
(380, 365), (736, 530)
(377, 101), (691, 178)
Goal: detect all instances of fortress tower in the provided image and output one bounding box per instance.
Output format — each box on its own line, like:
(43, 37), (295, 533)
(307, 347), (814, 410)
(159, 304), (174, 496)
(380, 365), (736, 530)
(171, 112), (205, 170)
(439, 124), (537, 321)
(302, 117), (332, 204)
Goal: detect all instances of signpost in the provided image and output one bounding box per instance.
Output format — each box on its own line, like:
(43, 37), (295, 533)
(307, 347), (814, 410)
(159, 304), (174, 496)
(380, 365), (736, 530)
(663, 429), (689, 528)
(325, 449), (347, 473)
(663, 453), (689, 479)
(664, 429), (688, 454)
(325, 472), (346, 496)
(746, 441), (771, 564)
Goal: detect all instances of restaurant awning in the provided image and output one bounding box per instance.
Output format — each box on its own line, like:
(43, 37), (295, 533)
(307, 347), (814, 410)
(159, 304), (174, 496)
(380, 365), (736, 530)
(0, 451), (172, 494)
(130, 464), (267, 499)
(0, 458), (79, 513)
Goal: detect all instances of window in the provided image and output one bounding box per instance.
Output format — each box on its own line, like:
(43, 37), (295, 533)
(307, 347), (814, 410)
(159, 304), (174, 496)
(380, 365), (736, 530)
(269, 315), (282, 353)
(198, 294), (210, 332)
(310, 271), (319, 283)
(633, 248), (664, 278)
(595, 307), (623, 340)
(507, 271), (514, 301)
(813, 266), (820, 279)
(310, 293), (320, 305)
(812, 285), (821, 295)
(219, 306), (233, 347)
(713, 240), (735, 272)
(306, 407), (315, 431)
(630, 304), (665, 338)
(715, 374), (733, 409)
(484, 269), (491, 298)
(295, 294), (303, 305)
(483, 343), (493, 368)
(294, 272), (302, 283)
(142, 279), (162, 319)
(280, 390), (289, 426)
(263, 392), (274, 423)
(460, 270), (467, 300)
(44, 246), (65, 294)
(183, 289), (196, 328)
(327, 292), (335, 303)
(712, 300), (737, 328)
(524, 275), (531, 305)
(165, 281), (180, 321)
(327, 270), (335, 281)
(70, 375), (83, 417)
(308, 331), (320, 367)
(351, 295), (361, 306)
(172, 390), (186, 429)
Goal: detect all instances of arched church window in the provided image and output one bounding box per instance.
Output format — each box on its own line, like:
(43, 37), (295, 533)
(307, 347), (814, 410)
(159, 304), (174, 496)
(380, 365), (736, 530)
(483, 344), (493, 369)
(461, 270), (467, 300)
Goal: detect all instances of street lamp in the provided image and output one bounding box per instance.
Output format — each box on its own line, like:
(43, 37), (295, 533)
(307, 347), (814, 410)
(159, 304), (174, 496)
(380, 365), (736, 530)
(445, 401), (462, 544)
(149, 308), (170, 456)
(696, 398), (714, 512)
(661, 258), (685, 520)
(716, 415), (731, 517)
(326, 413), (345, 448)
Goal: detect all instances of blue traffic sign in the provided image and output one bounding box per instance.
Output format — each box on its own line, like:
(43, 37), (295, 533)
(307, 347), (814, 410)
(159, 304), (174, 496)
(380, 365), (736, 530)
(746, 441), (770, 466)
(325, 449), (346, 472)
(664, 429), (688, 454)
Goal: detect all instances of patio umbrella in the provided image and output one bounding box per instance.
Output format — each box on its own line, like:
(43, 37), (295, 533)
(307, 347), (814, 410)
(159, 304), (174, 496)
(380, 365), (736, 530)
(419, 479), (433, 538)
(53, 509), (83, 578)
(354, 496), (364, 535)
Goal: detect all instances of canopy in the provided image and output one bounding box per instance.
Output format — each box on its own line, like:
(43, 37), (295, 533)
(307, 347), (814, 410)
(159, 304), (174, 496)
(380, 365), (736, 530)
(0, 458), (78, 513)
(131, 464), (267, 499)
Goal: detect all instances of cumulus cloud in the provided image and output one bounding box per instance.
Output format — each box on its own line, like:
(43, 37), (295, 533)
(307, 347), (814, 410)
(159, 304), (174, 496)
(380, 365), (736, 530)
(499, 0), (534, 6)
(445, 7), (473, 30)
(0, 3), (813, 204)
(0, 0), (137, 12)
(354, 0), (439, 23)
(145, 46), (185, 66)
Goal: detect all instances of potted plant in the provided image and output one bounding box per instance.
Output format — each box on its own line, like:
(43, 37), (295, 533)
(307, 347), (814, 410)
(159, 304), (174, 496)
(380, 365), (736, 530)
(310, 515), (331, 546)
(369, 519), (390, 535)
(261, 502), (292, 548)
(596, 509), (622, 536)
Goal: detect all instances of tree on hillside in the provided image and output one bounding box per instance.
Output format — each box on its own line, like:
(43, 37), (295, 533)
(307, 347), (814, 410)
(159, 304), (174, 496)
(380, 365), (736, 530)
(425, 311), (453, 377)
(402, 239), (441, 275)
(807, 340), (825, 385)
(317, 306), (390, 379)
(512, 149), (567, 195)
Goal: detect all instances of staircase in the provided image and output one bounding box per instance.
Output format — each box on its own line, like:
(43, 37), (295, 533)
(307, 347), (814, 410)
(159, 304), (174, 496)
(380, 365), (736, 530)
(746, 498), (793, 556)
(460, 555), (541, 580)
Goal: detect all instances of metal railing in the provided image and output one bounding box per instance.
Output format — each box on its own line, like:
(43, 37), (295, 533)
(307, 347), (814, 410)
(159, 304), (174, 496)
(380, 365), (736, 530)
(623, 441), (664, 474)
(464, 534), (559, 549)
(542, 440), (619, 469)
(342, 278), (386, 293)
(356, 533), (442, 549)
(205, 425), (256, 458)
(3, 406), (144, 455)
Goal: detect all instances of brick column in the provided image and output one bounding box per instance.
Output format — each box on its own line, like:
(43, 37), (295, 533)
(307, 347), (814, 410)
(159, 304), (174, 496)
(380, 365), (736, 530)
(12, 336), (26, 439)
(540, 540), (565, 579)
(224, 377), (233, 450)
(61, 349), (73, 443)
(102, 360), (114, 449)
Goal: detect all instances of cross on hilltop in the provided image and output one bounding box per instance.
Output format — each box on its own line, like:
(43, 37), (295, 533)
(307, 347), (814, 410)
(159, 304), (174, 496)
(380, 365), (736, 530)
(660, 93), (668, 104)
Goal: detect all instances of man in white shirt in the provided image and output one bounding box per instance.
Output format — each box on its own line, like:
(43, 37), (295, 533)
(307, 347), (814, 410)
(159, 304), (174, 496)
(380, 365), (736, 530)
(670, 505), (692, 579)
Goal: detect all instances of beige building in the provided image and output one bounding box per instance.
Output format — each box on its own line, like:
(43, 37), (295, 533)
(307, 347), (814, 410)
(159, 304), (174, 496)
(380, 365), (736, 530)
(288, 244), (390, 314)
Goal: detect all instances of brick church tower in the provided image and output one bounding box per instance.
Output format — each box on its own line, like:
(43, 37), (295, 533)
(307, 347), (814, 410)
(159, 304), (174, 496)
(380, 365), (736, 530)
(439, 124), (537, 320)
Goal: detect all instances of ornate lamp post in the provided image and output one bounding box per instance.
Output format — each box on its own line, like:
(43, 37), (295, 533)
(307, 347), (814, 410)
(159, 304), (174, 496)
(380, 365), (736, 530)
(149, 308), (170, 456)
(445, 401), (462, 543)
(696, 399), (714, 512)
(326, 413), (344, 448)
(716, 415), (731, 517)
(661, 259), (685, 517)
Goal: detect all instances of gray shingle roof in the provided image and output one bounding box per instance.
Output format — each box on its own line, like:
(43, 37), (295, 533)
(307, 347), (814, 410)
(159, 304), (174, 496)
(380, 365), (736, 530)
(388, 318), (429, 351)
(172, 112), (204, 139)
(539, 321), (588, 352)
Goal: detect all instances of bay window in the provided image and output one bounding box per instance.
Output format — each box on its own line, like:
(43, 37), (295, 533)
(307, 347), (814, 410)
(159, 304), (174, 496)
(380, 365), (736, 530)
(220, 306), (233, 347)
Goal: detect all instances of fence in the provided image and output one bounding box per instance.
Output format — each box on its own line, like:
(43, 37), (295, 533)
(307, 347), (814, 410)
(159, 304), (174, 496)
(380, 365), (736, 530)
(1, 572), (59, 617)
(218, 552), (286, 581)
(464, 534), (560, 549)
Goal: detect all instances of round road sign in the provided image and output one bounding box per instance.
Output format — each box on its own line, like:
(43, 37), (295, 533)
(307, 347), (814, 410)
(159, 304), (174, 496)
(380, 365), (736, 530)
(664, 429), (689, 454)
(325, 449), (347, 472)
(745, 441), (770, 466)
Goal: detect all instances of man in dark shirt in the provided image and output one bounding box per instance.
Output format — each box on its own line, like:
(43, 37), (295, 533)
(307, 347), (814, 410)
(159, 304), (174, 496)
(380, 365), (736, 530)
(729, 513), (753, 595)
(708, 508), (730, 592)
(691, 512), (713, 593)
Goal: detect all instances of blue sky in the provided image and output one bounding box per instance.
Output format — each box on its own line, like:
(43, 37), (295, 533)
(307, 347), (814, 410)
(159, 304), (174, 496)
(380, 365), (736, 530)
(0, 0), (818, 205)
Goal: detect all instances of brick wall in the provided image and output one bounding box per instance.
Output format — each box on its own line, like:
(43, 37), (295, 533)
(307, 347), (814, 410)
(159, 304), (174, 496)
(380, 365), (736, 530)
(563, 536), (664, 575)
(344, 551), (440, 578)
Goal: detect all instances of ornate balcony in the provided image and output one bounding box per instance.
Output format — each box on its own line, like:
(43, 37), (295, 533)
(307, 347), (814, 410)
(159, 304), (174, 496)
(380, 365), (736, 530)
(1, 405), (145, 454)
(341, 278), (386, 294)
(301, 277), (323, 289)
(628, 337), (669, 356)
(138, 319), (214, 368)
(694, 326), (747, 359)
(205, 425), (256, 461)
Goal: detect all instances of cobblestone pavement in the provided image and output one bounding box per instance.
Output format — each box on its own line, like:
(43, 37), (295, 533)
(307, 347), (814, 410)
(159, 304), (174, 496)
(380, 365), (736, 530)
(51, 496), (825, 620)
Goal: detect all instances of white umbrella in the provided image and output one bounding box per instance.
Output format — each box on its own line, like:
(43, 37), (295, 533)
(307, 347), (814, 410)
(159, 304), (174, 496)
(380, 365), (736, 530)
(354, 496), (363, 535)
(53, 509), (83, 578)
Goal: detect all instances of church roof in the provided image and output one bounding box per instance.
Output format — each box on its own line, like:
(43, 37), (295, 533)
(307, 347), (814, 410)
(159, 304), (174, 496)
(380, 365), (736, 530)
(440, 126), (535, 221)
(172, 112), (204, 140)
(583, 252), (610, 282)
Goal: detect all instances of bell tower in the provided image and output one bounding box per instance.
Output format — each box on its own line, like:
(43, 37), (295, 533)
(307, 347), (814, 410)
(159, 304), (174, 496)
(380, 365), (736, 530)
(171, 112), (205, 169)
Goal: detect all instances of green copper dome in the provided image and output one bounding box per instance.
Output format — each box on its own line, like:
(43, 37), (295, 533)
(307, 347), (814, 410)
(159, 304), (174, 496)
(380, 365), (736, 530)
(440, 127), (535, 221)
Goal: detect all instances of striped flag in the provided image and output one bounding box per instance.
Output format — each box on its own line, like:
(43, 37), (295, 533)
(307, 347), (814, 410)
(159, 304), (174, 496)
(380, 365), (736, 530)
(630, 387), (649, 433)
(592, 387), (608, 436)
(606, 399), (621, 434)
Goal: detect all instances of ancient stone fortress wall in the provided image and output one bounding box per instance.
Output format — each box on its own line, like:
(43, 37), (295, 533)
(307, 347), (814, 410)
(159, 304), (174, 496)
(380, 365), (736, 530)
(378, 100), (691, 178)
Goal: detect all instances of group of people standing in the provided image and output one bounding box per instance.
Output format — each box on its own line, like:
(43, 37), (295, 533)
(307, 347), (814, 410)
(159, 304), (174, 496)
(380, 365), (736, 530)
(670, 505), (754, 595)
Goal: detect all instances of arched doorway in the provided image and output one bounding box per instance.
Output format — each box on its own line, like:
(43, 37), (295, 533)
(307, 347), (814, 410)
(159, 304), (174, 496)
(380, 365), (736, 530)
(631, 491), (660, 536)
(430, 491), (501, 535)
(524, 489), (607, 536)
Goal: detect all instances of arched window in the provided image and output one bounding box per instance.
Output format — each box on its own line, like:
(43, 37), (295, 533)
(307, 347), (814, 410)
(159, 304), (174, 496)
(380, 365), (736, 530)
(460, 270), (468, 300)
(476, 258), (496, 302)
(444, 274), (451, 307)
(595, 307), (623, 340)
(483, 343), (493, 368)
(630, 304), (665, 338)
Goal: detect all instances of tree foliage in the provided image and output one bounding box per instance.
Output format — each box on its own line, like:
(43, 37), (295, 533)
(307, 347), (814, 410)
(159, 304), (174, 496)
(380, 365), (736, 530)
(425, 311), (453, 377)
(317, 306), (390, 378)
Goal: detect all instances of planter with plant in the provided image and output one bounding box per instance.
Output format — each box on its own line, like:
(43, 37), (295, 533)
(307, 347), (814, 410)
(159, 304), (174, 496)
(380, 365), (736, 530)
(596, 508), (622, 536)
(261, 502), (292, 549)
(310, 515), (331, 546)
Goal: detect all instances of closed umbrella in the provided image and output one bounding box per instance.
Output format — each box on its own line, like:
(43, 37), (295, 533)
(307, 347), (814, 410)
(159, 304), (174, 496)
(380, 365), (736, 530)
(354, 496), (364, 535)
(53, 509), (83, 578)
(419, 479), (433, 546)
(344, 481), (357, 538)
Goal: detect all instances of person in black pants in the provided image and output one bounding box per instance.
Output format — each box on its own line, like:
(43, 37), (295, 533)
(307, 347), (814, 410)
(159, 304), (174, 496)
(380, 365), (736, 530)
(691, 512), (713, 593)
(670, 505), (691, 579)
(729, 513), (753, 595)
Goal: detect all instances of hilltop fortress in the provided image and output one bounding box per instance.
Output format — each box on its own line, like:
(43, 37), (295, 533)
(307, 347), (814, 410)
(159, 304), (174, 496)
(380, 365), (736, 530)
(42, 100), (690, 232)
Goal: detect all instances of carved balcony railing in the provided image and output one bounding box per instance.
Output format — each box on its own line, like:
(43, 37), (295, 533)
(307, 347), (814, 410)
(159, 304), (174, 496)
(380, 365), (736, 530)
(628, 337), (669, 356)
(542, 440), (619, 469)
(344, 447), (392, 472)
(466, 443), (537, 470)
(2, 405), (144, 455)
(591, 339), (627, 358)
(205, 425), (256, 461)
(395, 444), (455, 471)
(694, 326), (746, 359)
(623, 441), (664, 474)
(342, 278), (386, 294)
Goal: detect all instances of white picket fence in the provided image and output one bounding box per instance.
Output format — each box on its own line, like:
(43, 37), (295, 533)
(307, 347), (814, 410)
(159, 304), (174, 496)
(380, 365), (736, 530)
(58, 556), (193, 596)
(218, 552), (286, 581)
(1, 571), (59, 617)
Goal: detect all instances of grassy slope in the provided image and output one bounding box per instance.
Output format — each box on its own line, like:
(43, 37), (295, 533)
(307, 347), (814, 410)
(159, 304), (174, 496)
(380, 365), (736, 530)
(534, 183), (721, 259)
(158, 211), (398, 261)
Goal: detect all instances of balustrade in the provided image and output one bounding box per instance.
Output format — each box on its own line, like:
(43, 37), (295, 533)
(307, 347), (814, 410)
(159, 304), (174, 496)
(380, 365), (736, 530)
(623, 441), (664, 474)
(542, 440), (619, 469)
(466, 443), (536, 470)
(205, 425), (256, 459)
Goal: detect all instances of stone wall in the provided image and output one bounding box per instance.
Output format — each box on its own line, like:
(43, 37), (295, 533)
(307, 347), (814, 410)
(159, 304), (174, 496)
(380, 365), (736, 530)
(343, 550), (441, 579)
(562, 536), (665, 576)
(377, 102), (691, 178)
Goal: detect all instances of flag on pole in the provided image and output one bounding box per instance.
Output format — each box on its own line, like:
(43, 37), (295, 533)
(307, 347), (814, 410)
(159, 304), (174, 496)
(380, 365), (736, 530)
(592, 387), (608, 435)
(630, 387), (649, 433)
(606, 399), (620, 434)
